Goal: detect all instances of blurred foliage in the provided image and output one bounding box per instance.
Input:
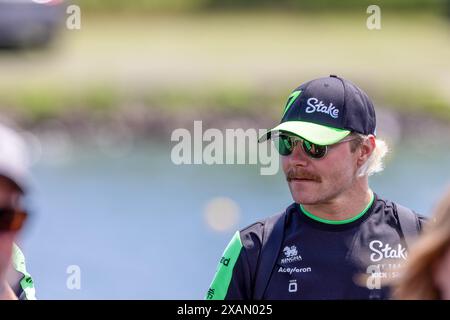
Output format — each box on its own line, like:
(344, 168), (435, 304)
(2, 84), (449, 123)
(384, 87), (450, 121)
(75, 0), (446, 13)
(74, 0), (206, 13)
(1, 85), (119, 122)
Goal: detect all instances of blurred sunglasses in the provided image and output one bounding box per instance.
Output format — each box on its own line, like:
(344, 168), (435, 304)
(0, 208), (27, 232)
(273, 133), (359, 159)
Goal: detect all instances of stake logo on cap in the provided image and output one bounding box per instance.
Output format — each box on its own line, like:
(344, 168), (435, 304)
(260, 75), (377, 146)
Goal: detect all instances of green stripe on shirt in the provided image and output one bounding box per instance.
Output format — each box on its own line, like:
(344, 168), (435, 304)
(205, 231), (243, 300)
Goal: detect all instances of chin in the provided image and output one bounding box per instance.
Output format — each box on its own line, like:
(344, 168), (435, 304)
(291, 193), (319, 205)
(289, 184), (320, 204)
(294, 198), (318, 205)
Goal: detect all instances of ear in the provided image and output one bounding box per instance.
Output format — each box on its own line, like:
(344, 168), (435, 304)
(356, 135), (376, 167)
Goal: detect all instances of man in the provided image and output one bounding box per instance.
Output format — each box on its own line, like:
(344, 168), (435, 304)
(0, 124), (36, 300)
(206, 75), (425, 300)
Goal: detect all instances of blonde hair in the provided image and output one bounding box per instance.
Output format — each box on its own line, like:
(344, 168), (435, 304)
(350, 133), (389, 177)
(392, 187), (450, 299)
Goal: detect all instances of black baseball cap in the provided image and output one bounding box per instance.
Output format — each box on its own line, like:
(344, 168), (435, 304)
(259, 75), (376, 145)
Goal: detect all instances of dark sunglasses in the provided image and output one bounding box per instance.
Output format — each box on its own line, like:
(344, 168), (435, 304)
(0, 208), (28, 232)
(273, 133), (358, 159)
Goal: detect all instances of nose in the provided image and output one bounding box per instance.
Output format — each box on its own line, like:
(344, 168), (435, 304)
(286, 142), (309, 167)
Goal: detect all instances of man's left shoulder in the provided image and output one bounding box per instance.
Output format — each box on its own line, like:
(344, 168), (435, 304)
(374, 194), (428, 229)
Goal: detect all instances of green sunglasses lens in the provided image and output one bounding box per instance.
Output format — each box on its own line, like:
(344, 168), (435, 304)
(276, 135), (293, 155)
(302, 140), (327, 158)
(274, 134), (328, 158)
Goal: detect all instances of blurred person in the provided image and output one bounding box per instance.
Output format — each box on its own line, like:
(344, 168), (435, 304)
(393, 187), (450, 300)
(206, 75), (425, 300)
(0, 124), (36, 300)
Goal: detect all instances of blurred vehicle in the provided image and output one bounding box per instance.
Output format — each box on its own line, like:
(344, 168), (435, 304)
(0, 0), (64, 49)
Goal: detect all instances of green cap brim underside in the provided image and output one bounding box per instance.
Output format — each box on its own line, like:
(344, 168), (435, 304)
(259, 121), (351, 146)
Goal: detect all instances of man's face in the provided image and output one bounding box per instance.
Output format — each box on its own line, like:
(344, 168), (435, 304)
(0, 176), (22, 278)
(0, 176), (21, 209)
(281, 137), (361, 205)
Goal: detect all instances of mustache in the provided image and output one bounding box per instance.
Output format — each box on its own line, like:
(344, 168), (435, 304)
(286, 167), (321, 182)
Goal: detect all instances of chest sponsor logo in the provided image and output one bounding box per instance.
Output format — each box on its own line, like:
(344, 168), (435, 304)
(278, 266), (312, 275)
(369, 240), (407, 262)
(365, 240), (408, 290)
(288, 279), (298, 293)
(280, 245), (303, 264)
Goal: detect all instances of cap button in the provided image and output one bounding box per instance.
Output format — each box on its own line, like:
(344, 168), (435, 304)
(330, 74), (338, 78)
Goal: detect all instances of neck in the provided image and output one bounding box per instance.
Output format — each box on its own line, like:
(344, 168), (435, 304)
(301, 177), (373, 222)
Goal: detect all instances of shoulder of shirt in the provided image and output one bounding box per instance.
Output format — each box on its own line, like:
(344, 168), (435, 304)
(237, 203), (296, 251)
(374, 193), (428, 226)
